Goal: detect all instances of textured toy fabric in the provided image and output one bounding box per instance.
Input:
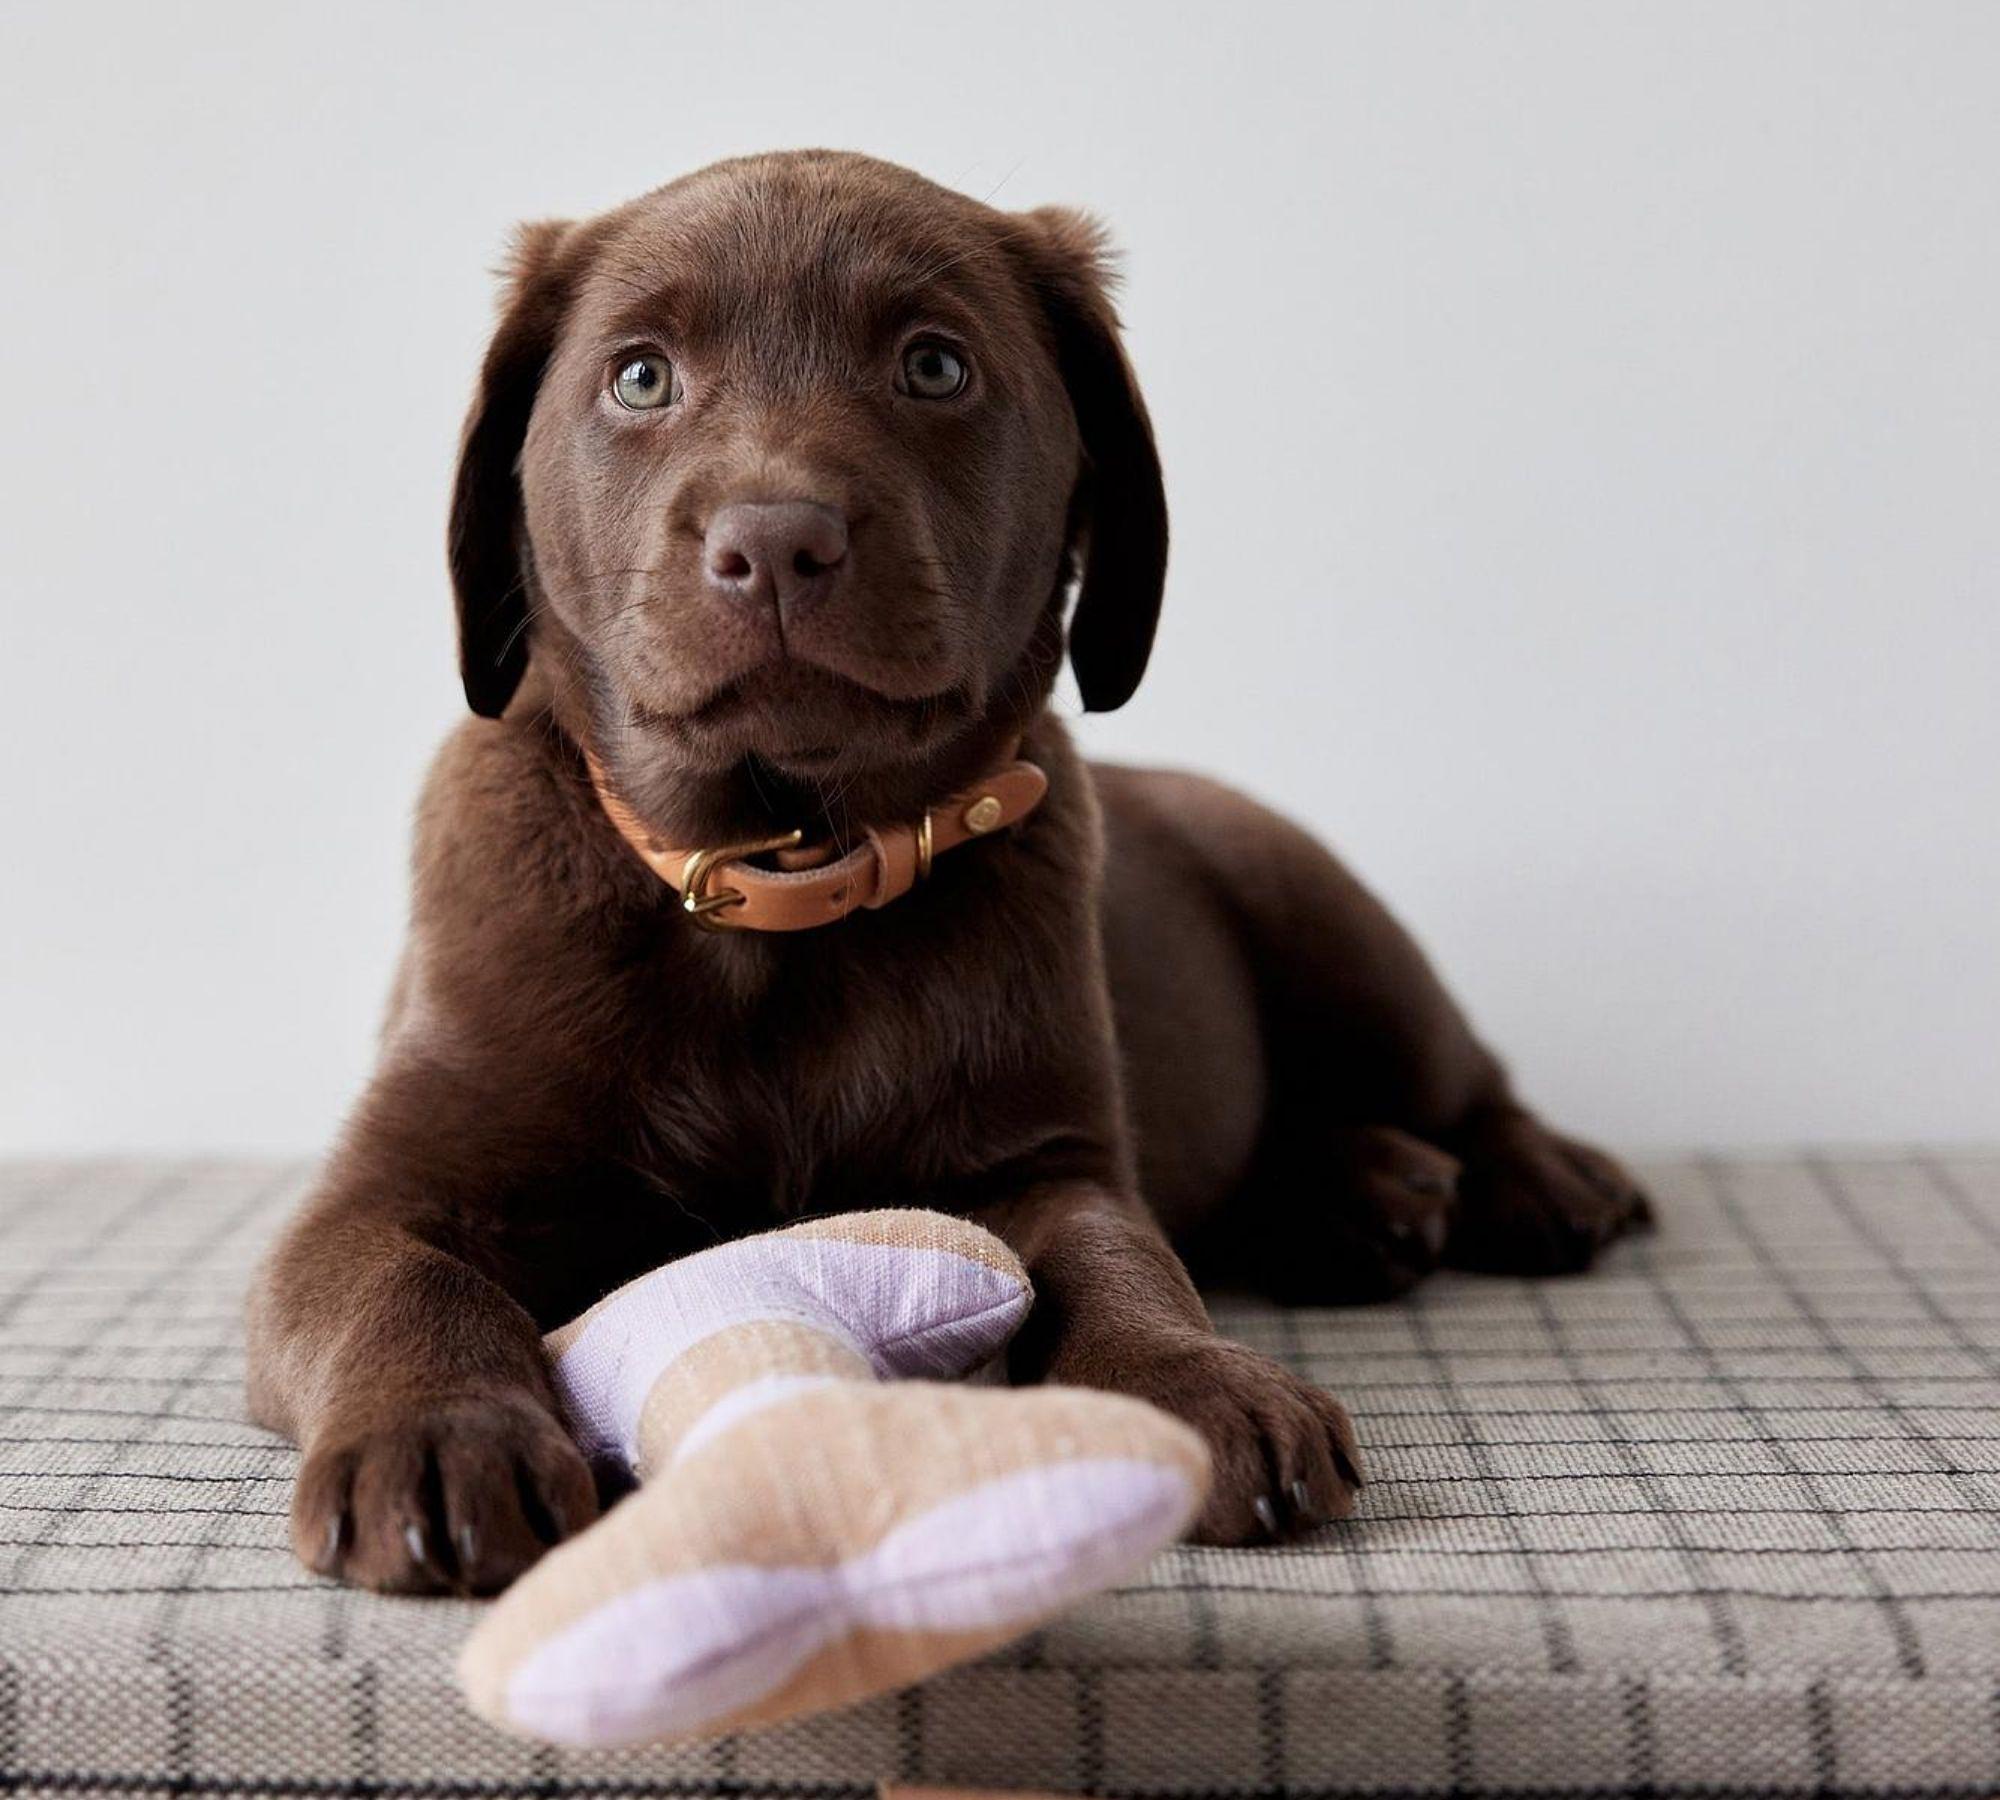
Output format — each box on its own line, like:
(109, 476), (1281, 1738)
(458, 1210), (1211, 1748)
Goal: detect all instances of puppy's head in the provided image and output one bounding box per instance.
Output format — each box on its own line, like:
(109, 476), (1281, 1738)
(449, 152), (1165, 805)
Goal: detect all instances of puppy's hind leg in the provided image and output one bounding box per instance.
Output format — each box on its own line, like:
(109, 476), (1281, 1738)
(1159, 775), (1649, 1292)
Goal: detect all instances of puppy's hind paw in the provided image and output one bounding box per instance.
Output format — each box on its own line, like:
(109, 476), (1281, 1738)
(1258, 1126), (1461, 1305)
(1448, 1112), (1652, 1276)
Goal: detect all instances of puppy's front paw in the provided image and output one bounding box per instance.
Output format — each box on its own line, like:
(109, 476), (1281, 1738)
(1093, 1337), (1361, 1544)
(1448, 1112), (1653, 1275)
(292, 1390), (597, 1595)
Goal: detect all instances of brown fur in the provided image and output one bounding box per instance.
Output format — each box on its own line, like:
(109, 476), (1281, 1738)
(247, 151), (1649, 1595)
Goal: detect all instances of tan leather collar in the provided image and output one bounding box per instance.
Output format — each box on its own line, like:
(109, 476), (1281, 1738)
(584, 747), (1049, 932)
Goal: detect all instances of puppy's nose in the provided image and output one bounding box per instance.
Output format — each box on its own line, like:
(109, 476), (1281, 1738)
(703, 501), (849, 615)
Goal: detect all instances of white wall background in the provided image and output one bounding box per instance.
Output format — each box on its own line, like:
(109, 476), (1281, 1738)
(1, 2), (1995, 1154)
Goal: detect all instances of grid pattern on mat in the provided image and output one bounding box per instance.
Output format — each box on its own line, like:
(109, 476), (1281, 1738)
(0, 1153), (1997, 1798)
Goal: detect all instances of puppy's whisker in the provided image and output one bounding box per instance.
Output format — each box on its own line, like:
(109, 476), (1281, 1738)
(979, 159), (1027, 206)
(493, 594), (553, 666)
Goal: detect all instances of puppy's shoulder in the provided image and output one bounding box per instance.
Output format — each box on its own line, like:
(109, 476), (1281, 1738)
(411, 715), (623, 929)
(1091, 760), (1280, 847)
(1090, 760), (1354, 886)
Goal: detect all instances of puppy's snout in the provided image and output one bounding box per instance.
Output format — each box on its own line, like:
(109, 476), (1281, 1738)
(703, 501), (849, 617)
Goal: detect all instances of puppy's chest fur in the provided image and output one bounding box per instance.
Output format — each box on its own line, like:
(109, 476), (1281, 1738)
(621, 895), (1078, 1216)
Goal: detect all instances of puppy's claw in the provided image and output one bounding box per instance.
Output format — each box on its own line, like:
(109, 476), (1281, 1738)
(1252, 1494), (1280, 1536)
(403, 1522), (431, 1571)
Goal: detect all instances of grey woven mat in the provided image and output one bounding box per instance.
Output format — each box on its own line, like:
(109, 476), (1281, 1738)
(2, 1154), (1998, 1797)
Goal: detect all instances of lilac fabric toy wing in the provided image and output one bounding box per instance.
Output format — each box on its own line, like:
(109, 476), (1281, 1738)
(459, 1210), (1210, 1748)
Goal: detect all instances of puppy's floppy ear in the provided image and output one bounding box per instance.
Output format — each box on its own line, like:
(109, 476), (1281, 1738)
(1014, 207), (1168, 713)
(448, 218), (581, 718)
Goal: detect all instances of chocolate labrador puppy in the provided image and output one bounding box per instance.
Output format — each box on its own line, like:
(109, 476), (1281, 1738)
(247, 150), (1648, 1595)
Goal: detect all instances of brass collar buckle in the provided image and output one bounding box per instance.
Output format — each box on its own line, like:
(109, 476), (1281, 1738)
(678, 829), (805, 930)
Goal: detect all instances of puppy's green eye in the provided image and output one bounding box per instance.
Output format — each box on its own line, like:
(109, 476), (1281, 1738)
(613, 354), (676, 410)
(899, 340), (968, 400)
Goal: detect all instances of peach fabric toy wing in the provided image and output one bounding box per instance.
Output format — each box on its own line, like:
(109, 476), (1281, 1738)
(458, 1210), (1210, 1748)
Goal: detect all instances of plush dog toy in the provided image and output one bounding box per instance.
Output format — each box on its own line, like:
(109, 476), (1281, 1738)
(458, 1210), (1211, 1747)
